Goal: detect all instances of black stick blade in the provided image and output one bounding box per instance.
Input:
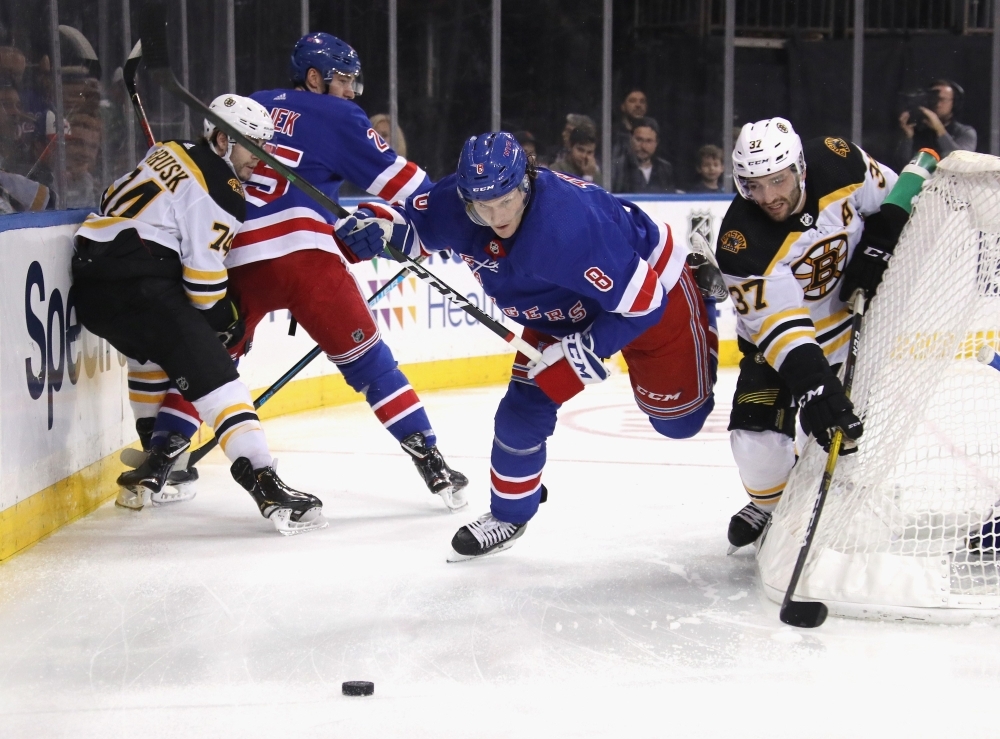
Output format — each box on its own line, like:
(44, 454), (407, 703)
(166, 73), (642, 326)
(139, 1), (171, 70)
(779, 600), (829, 628)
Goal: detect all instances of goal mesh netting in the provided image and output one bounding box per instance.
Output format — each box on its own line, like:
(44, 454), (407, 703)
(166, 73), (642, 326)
(756, 151), (1000, 622)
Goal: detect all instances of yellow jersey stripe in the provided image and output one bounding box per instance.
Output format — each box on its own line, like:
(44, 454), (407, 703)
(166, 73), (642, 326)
(164, 142), (208, 192)
(187, 292), (226, 305)
(815, 309), (851, 331)
(822, 331), (852, 356)
(80, 216), (132, 229)
(764, 328), (817, 365)
(753, 307), (811, 344)
(818, 182), (863, 213)
(764, 231), (803, 277)
(744, 481), (787, 496)
(182, 266), (228, 281)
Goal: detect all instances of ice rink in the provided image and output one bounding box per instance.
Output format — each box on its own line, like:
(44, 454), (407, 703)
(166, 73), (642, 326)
(1, 368), (998, 738)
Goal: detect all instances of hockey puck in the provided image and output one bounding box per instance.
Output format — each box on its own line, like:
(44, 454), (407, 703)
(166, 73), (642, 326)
(342, 680), (374, 696)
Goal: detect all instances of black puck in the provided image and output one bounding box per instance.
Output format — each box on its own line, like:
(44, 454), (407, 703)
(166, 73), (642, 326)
(342, 680), (374, 696)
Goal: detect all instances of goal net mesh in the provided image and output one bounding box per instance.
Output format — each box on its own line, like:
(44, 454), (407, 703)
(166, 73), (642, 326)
(756, 151), (1000, 620)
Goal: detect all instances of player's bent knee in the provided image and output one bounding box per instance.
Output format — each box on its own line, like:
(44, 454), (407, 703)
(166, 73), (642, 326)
(649, 396), (714, 439)
(336, 340), (397, 392)
(494, 382), (558, 449)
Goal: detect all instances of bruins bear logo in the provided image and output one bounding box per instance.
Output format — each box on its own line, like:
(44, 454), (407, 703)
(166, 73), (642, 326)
(792, 235), (848, 300)
(824, 137), (850, 158)
(720, 230), (747, 254)
(228, 178), (243, 195)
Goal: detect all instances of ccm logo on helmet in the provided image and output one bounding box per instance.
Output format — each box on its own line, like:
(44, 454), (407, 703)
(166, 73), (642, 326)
(472, 185), (495, 192)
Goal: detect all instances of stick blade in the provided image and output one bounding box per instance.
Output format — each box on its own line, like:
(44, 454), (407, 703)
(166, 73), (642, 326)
(779, 600), (829, 628)
(139, 1), (171, 70)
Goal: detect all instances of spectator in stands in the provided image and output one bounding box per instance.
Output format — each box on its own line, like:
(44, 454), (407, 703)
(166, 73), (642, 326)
(548, 113), (595, 166)
(689, 144), (725, 193)
(370, 113), (407, 159)
(513, 130), (538, 161)
(895, 79), (976, 168)
(613, 88), (648, 159)
(611, 117), (675, 194)
(550, 123), (600, 182)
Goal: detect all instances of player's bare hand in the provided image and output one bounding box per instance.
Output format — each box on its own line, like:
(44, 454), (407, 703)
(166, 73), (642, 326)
(898, 111), (915, 138)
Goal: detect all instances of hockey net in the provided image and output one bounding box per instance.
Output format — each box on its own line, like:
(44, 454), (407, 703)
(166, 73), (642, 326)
(757, 150), (1000, 622)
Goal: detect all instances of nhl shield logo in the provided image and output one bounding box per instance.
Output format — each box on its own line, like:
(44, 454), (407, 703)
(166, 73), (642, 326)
(800, 213), (814, 227)
(351, 329), (365, 343)
(688, 210), (714, 254)
(486, 239), (506, 257)
(176, 377), (189, 391)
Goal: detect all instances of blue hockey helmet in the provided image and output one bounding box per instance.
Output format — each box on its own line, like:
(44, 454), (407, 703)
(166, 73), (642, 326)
(456, 133), (531, 227)
(289, 32), (364, 95)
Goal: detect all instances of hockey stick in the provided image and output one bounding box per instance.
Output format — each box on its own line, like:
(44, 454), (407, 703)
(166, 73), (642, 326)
(186, 263), (414, 466)
(123, 40), (156, 148)
(779, 288), (866, 629)
(139, 2), (542, 364)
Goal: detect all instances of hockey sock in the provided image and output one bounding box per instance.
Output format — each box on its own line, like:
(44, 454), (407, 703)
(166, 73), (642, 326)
(192, 379), (272, 470)
(127, 359), (171, 420)
(730, 429), (795, 509)
(151, 388), (201, 448)
(339, 341), (435, 446)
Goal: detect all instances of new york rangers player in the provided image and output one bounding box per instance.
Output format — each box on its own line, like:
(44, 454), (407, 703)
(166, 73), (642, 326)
(337, 132), (719, 560)
(224, 32), (467, 509)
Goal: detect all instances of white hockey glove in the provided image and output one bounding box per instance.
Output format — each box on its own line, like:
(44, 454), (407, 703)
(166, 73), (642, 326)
(526, 331), (608, 404)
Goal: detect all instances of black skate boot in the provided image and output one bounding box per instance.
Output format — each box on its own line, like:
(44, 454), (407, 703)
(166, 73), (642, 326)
(118, 417), (157, 469)
(153, 454), (199, 506)
(115, 432), (190, 511)
(230, 457), (328, 536)
(727, 501), (772, 554)
(967, 510), (999, 559)
(686, 252), (729, 301)
(400, 432), (469, 511)
(448, 512), (527, 562)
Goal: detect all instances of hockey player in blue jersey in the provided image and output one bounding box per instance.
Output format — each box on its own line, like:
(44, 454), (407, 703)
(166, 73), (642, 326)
(336, 132), (719, 560)
(206, 32), (468, 509)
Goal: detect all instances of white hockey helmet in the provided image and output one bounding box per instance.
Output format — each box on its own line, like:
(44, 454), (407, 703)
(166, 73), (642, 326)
(203, 94), (274, 154)
(731, 117), (806, 201)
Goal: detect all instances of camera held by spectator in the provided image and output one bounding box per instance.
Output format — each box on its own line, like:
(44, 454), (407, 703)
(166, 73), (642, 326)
(895, 79), (976, 168)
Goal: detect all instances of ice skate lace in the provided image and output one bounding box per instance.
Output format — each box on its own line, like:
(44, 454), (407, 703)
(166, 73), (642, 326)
(737, 503), (771, 529)
(467, 513), (518, 548)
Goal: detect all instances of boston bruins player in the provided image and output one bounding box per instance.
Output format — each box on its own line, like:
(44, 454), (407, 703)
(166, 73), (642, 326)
(717, 117), (903, 551)
(72, 94), (327, 535)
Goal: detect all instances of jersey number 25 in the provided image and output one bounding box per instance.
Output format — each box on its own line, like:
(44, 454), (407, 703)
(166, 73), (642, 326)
(244, 144), (304, 206)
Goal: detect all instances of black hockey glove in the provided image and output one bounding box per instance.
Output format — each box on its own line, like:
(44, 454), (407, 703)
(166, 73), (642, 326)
(839, 203), (909, 304)
(797, 375), (863, 453)
(203, 297), (246, 350)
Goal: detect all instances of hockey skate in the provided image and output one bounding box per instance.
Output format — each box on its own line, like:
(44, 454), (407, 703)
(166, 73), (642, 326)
(686, 231), (728, 301)
(120, 448), (199, 506)
(115, 433), (191, 511)
(400, 432), (469, 511)
(727, 501), (772, 554)
(448, 512), (526, 562)
(230, 457), (328, 536)
(967, 508), (1000, 559)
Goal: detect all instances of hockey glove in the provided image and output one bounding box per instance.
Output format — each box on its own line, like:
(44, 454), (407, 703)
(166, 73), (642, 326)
(527, 331), (609, 404)
(203, 297), (246, 350)
(333, 210), (389, 263)
(839, 203), (909, 304)
(797, 375), (863, 452)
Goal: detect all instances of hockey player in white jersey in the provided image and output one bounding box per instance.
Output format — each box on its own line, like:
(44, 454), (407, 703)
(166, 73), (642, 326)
(71, 94), (327, 535)
(716, 118), (904, 550)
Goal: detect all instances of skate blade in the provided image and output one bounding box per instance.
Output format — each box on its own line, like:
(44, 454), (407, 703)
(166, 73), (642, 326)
(727, 544), (741, 555)
(446, 538), (518, 563)
(270, 507), (329, 536)
(115, 485), (149, 511)
(436, 487), (469, 512)
(151, 482), (197, 506)
(119, 447), (148, 469)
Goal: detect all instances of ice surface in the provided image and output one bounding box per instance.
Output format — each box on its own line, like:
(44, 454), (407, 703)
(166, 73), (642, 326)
(1, 369), (999, 738)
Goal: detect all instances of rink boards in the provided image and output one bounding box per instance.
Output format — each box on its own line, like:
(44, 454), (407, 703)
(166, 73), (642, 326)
(0, 193), (736, 560)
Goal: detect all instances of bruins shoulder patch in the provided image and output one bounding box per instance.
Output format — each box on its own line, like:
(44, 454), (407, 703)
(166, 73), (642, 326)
(228, 178), (244, 196)
(824, 137), (850, 158)
(720, 230), (747, 254)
